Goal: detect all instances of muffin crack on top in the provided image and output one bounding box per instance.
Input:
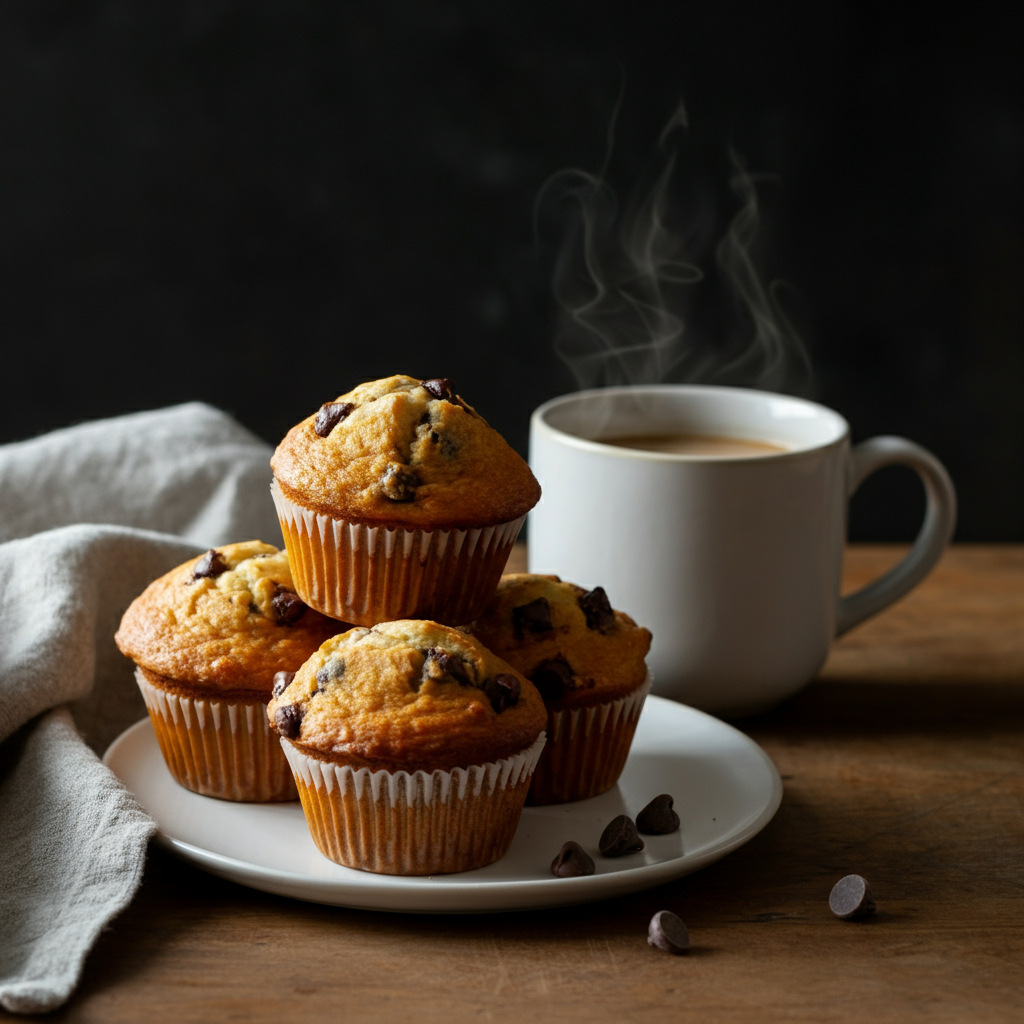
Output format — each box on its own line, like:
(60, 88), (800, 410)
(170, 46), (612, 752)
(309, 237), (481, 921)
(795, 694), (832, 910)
(271, 374), (540, 529)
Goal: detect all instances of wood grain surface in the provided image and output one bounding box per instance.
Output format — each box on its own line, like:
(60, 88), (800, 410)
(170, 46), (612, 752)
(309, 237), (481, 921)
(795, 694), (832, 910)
(16, 546), (1024, 1024)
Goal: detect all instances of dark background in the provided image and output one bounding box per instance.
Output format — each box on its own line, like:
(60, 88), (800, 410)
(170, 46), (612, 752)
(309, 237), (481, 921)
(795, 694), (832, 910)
(1, 1), (1020, 540)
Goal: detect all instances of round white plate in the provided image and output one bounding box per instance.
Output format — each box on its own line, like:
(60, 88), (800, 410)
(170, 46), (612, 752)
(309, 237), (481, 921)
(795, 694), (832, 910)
(103, 696), (781, 913)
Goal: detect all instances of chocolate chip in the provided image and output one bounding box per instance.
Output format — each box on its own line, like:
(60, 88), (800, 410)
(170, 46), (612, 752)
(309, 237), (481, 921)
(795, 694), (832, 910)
(314, 401), (354, 437)
(380, 462), (419, 501)
(271, 589), (306, 624)
(512, 597), (553, 638)
(599, 815), (645, 857)
(483, 673), (521, 713)
(421, 377), (454, 401)
(647, 911), (689, 954)
(274, 704), (304, 740)
(315, 659), (345, 689)
(578, 586), (615, 632)
(192, 549), (227, 580)
(422, 647), (472, 688)
(271, 671), (295, 699)
(829, 875), (876, 920)
(530, 657), (574, 703)
(551, 841), (595, 878)
(636, 794), (680, 835)
(430, 431), (440, 443)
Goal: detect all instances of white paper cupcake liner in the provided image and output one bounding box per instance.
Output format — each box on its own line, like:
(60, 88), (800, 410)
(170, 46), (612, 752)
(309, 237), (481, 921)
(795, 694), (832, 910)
(280, 731), (546, 874)
(136, 669), (297, 802)
(529, 669), (651, 805)
(271, 479), (525, 626)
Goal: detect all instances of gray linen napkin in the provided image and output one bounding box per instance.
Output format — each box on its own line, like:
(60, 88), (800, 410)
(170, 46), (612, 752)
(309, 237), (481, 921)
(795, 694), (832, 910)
(0, 404), (281, 1014)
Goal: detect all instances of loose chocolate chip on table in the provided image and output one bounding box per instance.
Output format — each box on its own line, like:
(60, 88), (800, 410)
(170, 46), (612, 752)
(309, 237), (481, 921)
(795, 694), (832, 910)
(380, 462), (419, 501)
(636, 794), (680, 835)
(551, 841), (595, 878)
(315, 659), (346, 689)
(271, 671), (295, 699)
(421, 377), (454, 401)
(482, 673), (521, 713)
(274, 704), (304, 740)
(578, 586), (615, 632)
(314, 401), (354, 437)
(192, 549), (227, 580)
(512, 597), (553, 638)
(648, 911), (690, 954)
(829, 875), (876, 919)
(271, 590), (306, 624)
(530, 657), (574, 703)
(599, 815), (645, 857)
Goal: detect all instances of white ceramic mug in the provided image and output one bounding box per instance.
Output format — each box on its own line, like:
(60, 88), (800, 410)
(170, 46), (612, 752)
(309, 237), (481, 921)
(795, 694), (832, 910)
(528, 385), (957, 716)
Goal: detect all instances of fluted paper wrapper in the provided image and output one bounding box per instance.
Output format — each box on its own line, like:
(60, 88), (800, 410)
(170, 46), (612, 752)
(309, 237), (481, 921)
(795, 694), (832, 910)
(528, 670), (651, 805)
(281, 732), (546, 875)
(271, 479), (525, 626)
(135, 669), (297, 802)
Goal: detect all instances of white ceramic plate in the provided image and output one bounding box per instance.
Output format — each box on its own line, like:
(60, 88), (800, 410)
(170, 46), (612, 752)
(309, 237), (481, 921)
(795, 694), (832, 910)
(104, 696), (781, 913)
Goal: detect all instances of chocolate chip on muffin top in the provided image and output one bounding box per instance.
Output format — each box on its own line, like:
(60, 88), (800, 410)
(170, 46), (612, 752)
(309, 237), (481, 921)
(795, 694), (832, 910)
(268, 619), (547, 773)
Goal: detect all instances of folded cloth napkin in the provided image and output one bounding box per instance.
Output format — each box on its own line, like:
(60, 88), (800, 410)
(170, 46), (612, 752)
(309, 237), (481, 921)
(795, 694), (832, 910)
(0, 404), (281, 1014)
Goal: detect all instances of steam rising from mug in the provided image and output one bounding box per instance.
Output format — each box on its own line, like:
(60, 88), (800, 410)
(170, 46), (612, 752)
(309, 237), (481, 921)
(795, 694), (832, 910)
(537, 100), (812, 394)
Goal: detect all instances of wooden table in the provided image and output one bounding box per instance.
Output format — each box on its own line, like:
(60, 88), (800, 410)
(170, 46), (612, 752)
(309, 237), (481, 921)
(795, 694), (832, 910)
(27, 546), (1024, 1023)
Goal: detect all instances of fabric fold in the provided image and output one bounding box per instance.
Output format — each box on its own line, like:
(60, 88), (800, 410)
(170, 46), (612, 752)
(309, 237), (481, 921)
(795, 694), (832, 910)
(0, 403), (279, 1013)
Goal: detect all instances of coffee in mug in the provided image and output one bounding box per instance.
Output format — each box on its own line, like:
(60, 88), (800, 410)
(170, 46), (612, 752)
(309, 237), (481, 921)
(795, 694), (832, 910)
(600, 434), (789, 458)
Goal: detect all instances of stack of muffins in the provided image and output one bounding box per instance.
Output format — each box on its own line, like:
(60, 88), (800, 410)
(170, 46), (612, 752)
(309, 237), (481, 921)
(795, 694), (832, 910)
(116, 374), (651, 876)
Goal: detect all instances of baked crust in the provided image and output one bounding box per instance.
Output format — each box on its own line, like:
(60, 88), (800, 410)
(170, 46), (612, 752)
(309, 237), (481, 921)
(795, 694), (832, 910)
(115, 541), (342, 695)
(469, 574), (652, 712)
(270, 375), (541, 529)
(268, 619), (547, 773)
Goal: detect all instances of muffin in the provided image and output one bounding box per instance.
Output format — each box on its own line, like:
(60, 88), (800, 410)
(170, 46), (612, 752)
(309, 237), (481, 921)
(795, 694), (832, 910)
(270, 375), (541, 626)
(115, 541), (341, 801)
(268, 620), (547, 875)
(470, 574), (652, 805)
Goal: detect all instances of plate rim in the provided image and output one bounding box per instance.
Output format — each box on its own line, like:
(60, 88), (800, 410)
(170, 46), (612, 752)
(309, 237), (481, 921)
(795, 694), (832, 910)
(104, 696), (782, 913)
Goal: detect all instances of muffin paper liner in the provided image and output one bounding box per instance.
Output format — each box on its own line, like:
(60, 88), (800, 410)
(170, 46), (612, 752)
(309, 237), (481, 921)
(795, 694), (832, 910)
(280, 731), (547, 875)
(271, 479), (525, 626)
(135, 669), (297, 802)
(528, 669), (652, 805)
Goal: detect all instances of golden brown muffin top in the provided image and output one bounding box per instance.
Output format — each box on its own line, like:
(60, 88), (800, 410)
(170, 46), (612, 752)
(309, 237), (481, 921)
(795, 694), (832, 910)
(115, 541), (342, 702)
(469, 574), (652, 712)
(268, 619), (547, 773)
(270, 374), (541, 529)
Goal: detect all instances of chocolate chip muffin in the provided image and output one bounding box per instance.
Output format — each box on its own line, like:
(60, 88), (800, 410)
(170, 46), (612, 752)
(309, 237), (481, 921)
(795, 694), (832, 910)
(269, 619), (548, 874)
(470, 574), (652, 804)
(115, 541), (341, 801)
(270, 375), (541, 626)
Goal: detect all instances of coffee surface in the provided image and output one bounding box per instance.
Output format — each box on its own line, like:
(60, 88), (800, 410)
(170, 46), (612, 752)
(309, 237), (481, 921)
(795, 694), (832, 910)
(599, 433), (789, 457)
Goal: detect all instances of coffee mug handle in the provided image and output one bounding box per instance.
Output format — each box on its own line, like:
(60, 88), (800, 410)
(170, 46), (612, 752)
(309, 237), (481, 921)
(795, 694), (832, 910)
(836, 436), (957, 636)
